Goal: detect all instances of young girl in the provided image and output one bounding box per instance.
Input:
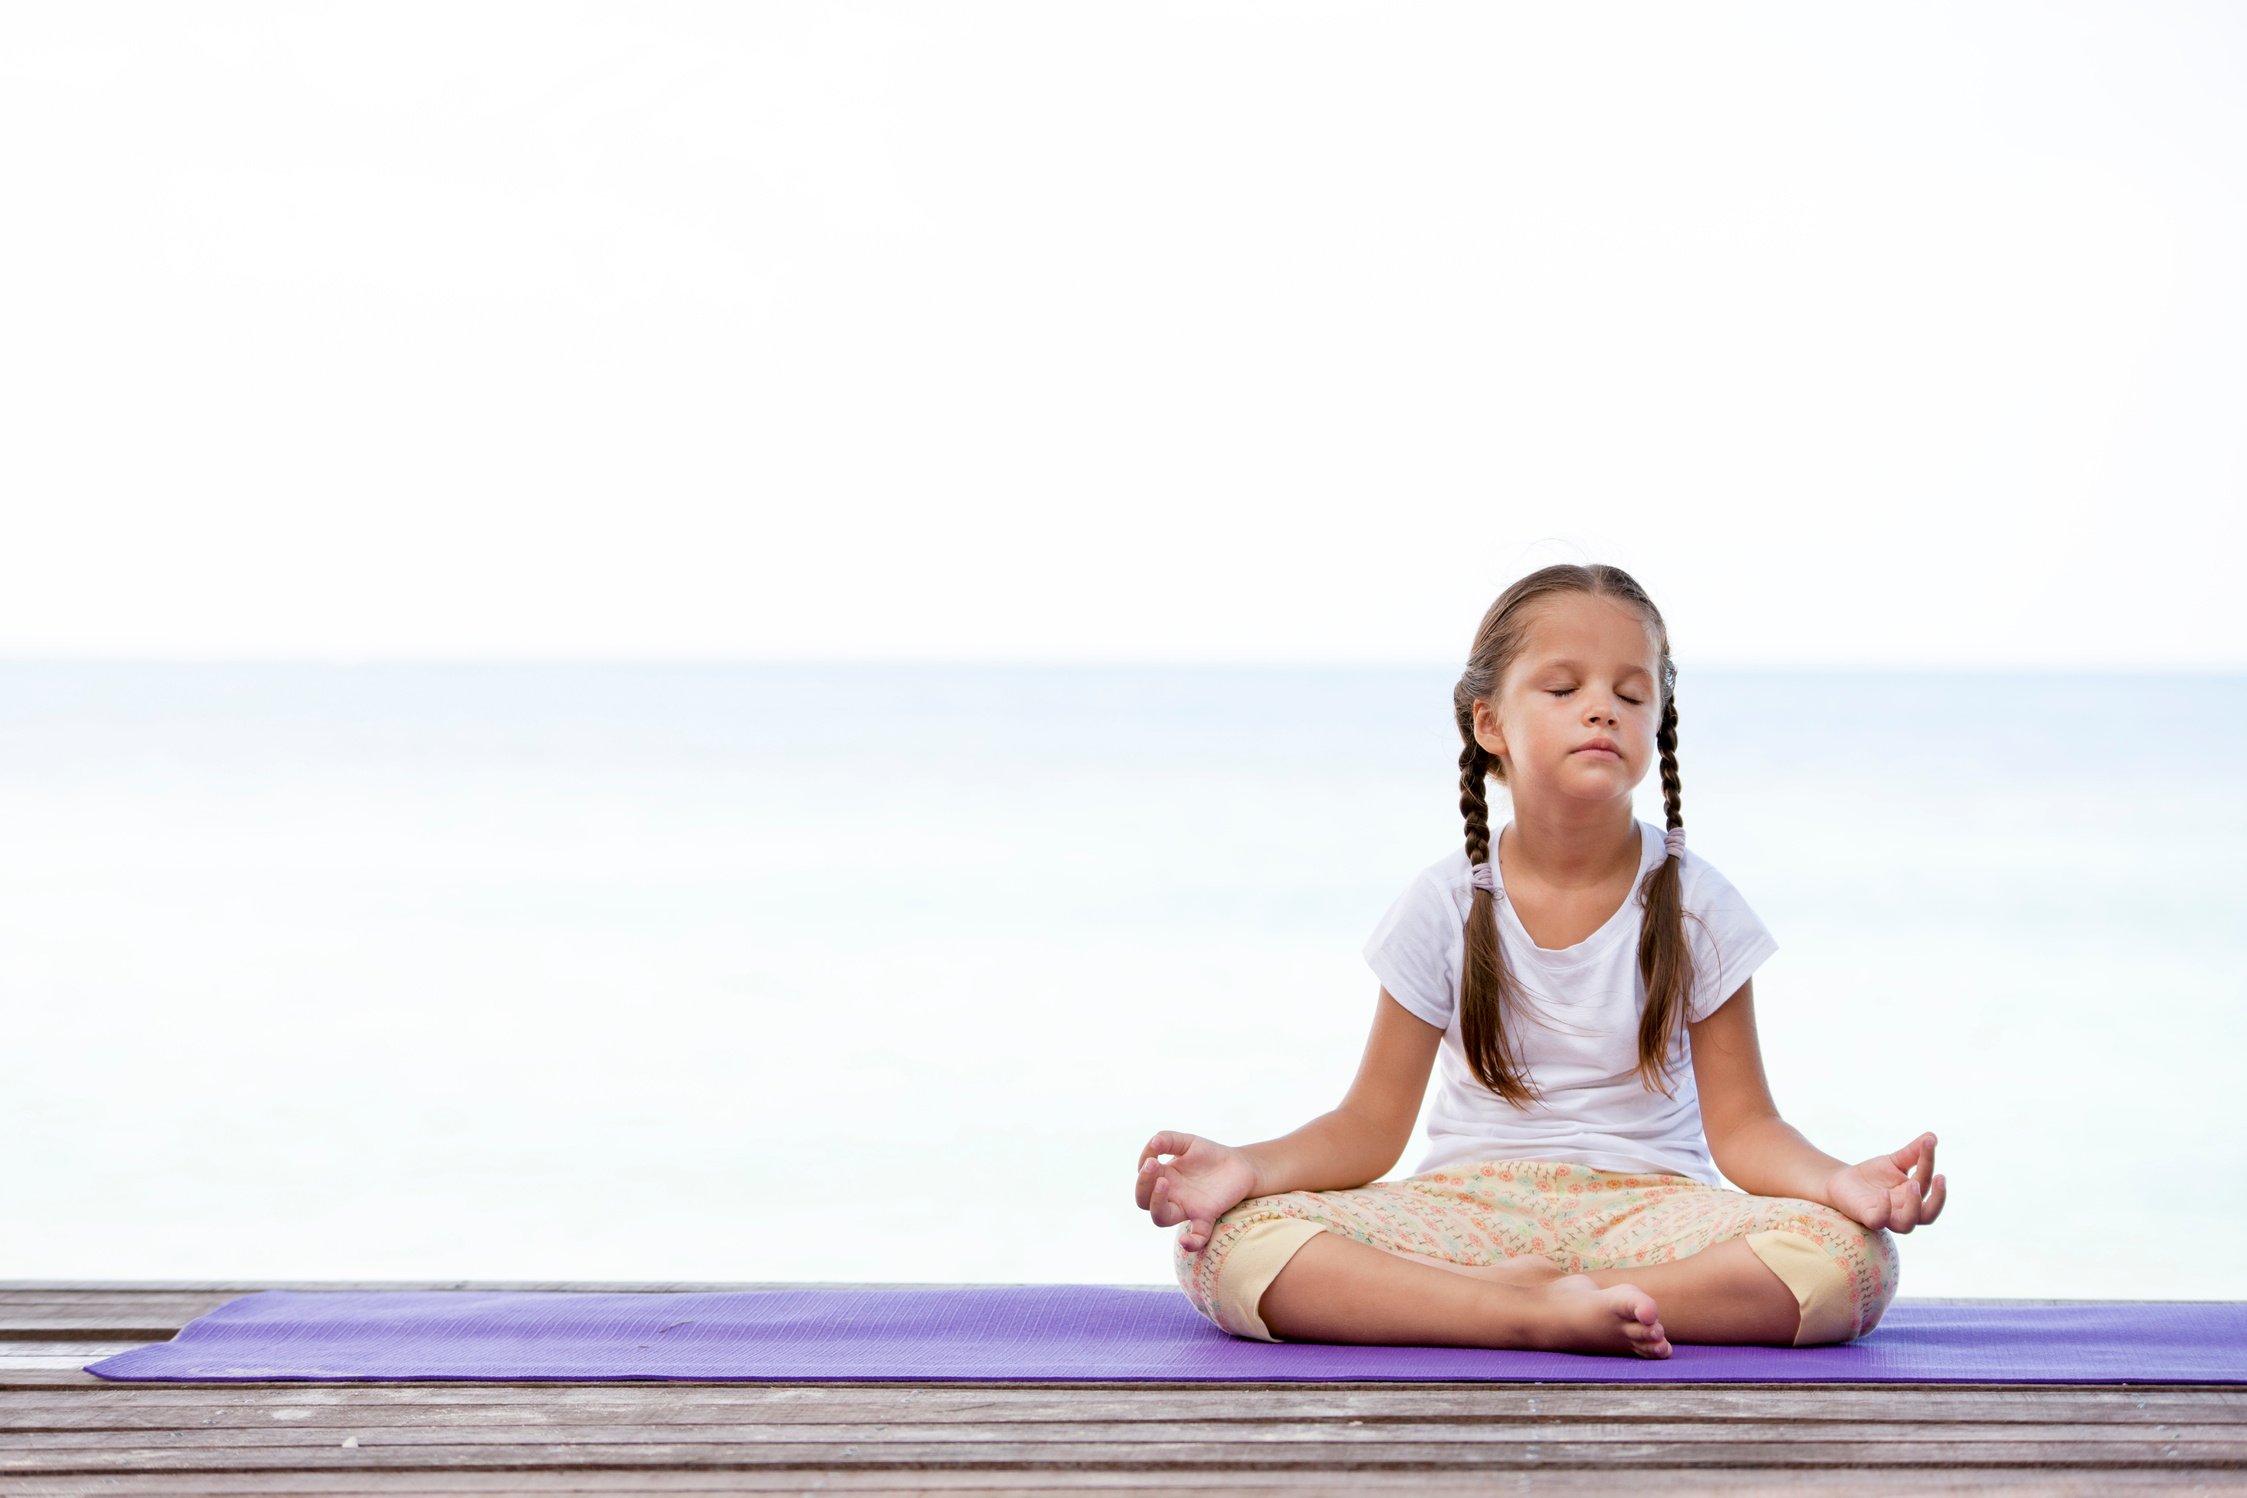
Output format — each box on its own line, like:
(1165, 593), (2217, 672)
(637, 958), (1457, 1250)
(1134, 563), (1947, 1357)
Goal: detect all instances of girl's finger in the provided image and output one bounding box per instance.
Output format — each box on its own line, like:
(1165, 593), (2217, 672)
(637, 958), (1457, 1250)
(1921, 1174), (1947, 1225)
(1889, 1183), (1919, 1233)
(1888, 1132), (1931, 1174)
(1139, 1136), (1175, 1180)
(1147, 1131), (1192, 1165)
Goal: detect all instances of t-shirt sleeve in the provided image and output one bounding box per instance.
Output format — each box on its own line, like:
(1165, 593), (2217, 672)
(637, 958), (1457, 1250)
(1361, 867), (1462, 1032)
(1684, 862), (1780, 1024)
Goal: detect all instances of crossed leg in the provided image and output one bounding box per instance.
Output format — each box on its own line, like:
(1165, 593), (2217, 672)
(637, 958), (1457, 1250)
(1372, 1236), (1802, 1345)
(1256, 1230), (1674, 1357)
(1181, 1162), (1890, 1350)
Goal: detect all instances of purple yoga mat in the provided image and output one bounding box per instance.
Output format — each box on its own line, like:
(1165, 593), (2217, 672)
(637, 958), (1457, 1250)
(82, 1285), (2247, 1384)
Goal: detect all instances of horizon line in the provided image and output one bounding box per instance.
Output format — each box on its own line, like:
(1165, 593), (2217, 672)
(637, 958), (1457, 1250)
(0, 653), (2239, 677)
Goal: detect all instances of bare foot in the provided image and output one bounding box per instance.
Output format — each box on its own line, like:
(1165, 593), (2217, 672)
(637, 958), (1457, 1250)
(1370, 1244), (1669, 1356)
(1528, 1274), (1671, 1358)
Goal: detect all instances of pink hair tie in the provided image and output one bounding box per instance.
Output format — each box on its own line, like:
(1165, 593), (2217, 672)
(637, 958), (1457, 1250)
(1469, 861), (1499, 895)
(1664, 826), (1686, 861)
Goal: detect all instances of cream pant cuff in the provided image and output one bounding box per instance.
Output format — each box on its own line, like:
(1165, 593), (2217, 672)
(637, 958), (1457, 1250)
(1742, 1228), (1859, 1346)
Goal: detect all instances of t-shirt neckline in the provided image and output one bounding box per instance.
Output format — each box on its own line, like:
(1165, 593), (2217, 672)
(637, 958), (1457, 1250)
(1490, 819), (1659, 965)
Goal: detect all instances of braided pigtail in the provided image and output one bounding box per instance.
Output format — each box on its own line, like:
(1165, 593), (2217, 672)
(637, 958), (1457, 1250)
(1451, 711), (1544, 1108)
(1631, 676), (1699, 1098)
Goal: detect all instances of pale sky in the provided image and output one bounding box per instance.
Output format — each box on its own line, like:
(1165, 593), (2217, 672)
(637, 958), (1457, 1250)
(3, 2), (2242, 669)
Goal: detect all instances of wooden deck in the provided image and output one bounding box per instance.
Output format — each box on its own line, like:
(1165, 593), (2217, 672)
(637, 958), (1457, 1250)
(3, 1282), (2242, 1496)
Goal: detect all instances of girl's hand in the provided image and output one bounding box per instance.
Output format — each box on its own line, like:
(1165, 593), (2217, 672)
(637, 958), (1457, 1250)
(1135, 1131), (1261, 1254)
(1824, 1132), (1947, 1233)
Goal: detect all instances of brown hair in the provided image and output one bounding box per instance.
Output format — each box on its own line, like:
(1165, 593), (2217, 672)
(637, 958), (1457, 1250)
(1451, 562), (1696, 1105)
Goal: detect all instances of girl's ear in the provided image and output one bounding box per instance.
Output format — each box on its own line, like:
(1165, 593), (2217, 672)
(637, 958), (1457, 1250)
(1473, 698), (1506, 760)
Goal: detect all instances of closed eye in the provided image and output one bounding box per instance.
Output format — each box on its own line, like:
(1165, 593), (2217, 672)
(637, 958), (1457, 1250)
(1550, 689), (1643, 705)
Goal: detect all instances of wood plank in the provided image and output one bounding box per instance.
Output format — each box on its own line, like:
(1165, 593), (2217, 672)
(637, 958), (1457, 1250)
(11, 1357), (2247, 1406)
(5, 1434), (2247, 1472)
(0, 1320), (197, 1342)
(0, 1471), (2229, 1496)
(4, 1416), (2245, 1451)
(6, 1382), (2247, 1423)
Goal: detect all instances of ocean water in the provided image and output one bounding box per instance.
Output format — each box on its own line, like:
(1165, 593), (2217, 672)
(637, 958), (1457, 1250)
(1, 661), (2240, 1300)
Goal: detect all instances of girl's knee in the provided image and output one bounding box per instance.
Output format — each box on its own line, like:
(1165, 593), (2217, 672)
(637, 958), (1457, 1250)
(1171, 1197), (1334, 1343)
(1742, 1203), (1900, 1346)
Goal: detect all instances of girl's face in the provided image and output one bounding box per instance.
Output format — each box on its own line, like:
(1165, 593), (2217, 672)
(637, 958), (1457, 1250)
(1473, 594), (1664, 806)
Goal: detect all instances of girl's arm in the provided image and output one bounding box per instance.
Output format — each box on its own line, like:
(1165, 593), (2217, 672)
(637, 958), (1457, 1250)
(1687, 980), (1847, 1203)
(1248, 988), (1443, 1194)
(1690, 979), (1947, 1231)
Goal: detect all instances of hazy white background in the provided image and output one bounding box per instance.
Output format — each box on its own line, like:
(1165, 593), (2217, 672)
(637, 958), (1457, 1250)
(2, 4), (2242, 1306)
(2, 1), (2242, 669)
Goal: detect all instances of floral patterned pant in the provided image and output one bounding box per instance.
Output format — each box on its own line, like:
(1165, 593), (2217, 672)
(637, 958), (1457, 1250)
(1174, 1156), (1899, 1346)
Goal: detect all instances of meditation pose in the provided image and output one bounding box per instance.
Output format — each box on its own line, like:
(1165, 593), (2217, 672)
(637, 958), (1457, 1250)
(1134, 563), (1948, 1356)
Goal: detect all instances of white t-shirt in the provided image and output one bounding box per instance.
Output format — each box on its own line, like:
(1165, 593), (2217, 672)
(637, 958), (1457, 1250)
(1362, 818), (1778, 1187)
